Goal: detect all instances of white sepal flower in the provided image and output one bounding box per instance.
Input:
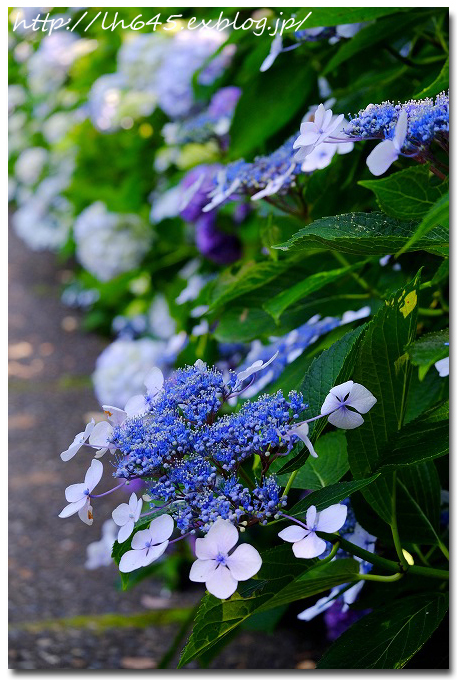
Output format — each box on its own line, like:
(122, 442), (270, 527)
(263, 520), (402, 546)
(124, 367), (164, 417)
(112, 493), (143, 543)
(320, 380), (377, 429)
(119, 514), (174, 573)
(60, 419), (95, 462)
(236, 351), (279, 385)
(288, 422), (317, 458)
(278, 504), (347, 558)
(59, 459), (103, 524)
(366, 109), (408, 176)
(102, 405), (128, 426)
(89, 420), (115, 458)
(293, 104), (344, 162)
(435, 356), (449, 377)
(189, 518), (262, 599)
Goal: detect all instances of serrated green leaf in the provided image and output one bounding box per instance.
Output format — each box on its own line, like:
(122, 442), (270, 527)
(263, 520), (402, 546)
(273, 213), (448, 257)
(317, 592), (448, 669)
(407, 328), (449, 379)
(396, 191), (449, 257)
(287, 474), (380, 517)
(277, 432), (348, 490)
(359, 166), (448, 221)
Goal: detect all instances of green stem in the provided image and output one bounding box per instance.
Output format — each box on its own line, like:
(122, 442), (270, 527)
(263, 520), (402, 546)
(391, 472), (410, 571)
(409, 564), (449, 581)
(358, 572), (404, 583)
(283, 470), (298, 497)
(412, 544), (430, 567)
(317, 532), (401, 573)
(438, 540), (450, 561)
(418, 307), (444, 317)
(315, 541), (340, 567)
(331, 251), (382, 298)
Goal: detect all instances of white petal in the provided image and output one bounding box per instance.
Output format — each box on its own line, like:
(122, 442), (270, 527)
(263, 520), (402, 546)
(144, 367), (164, 396)
(292, 532), (327, 559)
(435, 357), (449, 377)
(89, 421), (112, 448)
(195, 536), (218, 560)
(306, 505), (317, 529)
(294, 144), (315, 162)
(342, 581), (364, 607)
(278, 525), (308, 543)
(134, 498), (143, 522)
(119, 547), (148, 573)
(260, 51), (278, 73)
(84, 458), (103, 492)
(59, 497), (87, 518)
(394, 109), (408, 150)
(102, 405), (127, 426)
(131, 528), (151, 550)
(143, 540), (168, 566)
(316, 504), (347, 533)
(313, 104), (325, 129)
(206, 565), (238, 599)
(64, 482), (85, 503)
(346, 383), (377, 414)
(328, 407), (364, 429)
(291, 424), (318, 459)
(226, 544), (262, 581)
(294, 125), (319, 148)
(189, 558), (218, 582)
(320, 392), (344, 416)
(329, 381), (354, 402)
(78, 500), (94, 526)
(297, 592), (336, 621)
(112, 502), (130, 527)
(124, 394), (148, 417)
(148, 514), (174, 544)
(366, 139), (398, 176)
(117, 520), (135, 543)
(128, 493), (138, 512)
(325, 113), (344, 137)
(205, 518), (239, 554)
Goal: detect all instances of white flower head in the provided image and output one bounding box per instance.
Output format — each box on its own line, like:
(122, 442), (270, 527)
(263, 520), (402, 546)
(366, 108), (408, 176)
(119, 514), (174, 573)
(59, 459), (103, 525)
(189, 518), (262, 599)
(278, 504), (347, 558)
(60, 419), (95, 462)
(320, 380), (377, 429)
(88, 421), (116, 458)
(236, 351), (279, 386)
(112, 493), (143, 543)
(293, 104), (344, 162)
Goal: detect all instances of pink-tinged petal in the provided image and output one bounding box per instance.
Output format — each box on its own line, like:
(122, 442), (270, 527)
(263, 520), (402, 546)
(59, 497), (87, 518)
(84, 458), (103, 492)
(143, 540), (168, 566)
(320, 392), (342, 416)
(117, 520), (135, 543)
(124, 394), (148, 417)
(346, 383), (377, 414)
(149, 514), (174, 544)
(366, 139), (398, 176)
(328, 408), (364, 430)
(226, 544), (262, 581)
(292, 532), (327, 558)
(206, 565), (238, 599)
(131, 528), (151, 550)
(65, 483), (85, 503)
(144, 367), (164, 396)
(102, 405), (126, 426)
(78, 500), (93, 526)
(195, 536), (218, 560)
(394, 109), (408, 150)
(119, 547), (148, 573)
(112, 502), (130, 527)
(306, 505), (317, 529)
(278, 525), (308, 543)
(313, 104), (325, 129)
(316, 504), (347, 533)
(189, 558), (218, 582)
(205, 518), (239, 554)
(89, 421), (112, 448)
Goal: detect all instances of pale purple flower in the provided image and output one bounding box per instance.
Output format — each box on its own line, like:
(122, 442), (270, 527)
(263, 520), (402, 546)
(435, 356), (449, 377)
(293, 104), (344, 162)
(119, 514), (174, 573)
(124, 367), (164, 417)
(236, 351), (279, 386)
(60, 419), (95, 462)
(278, 504), (347, 558)
(112, 492), (143, 543)
(320, 381), (377, 429)
(189, 518), (262, 599)
(59, 459), (103, 525)
(366, 109), (408, 176)
(260, 34), (283, 72)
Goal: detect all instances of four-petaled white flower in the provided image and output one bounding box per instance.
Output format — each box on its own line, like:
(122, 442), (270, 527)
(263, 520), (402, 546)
(119, 514), (174, 573)
(189, 518), (262, 599)
(60, 419), (95, 462)
(293, 104), (344, 162)
(287, 422), (317, 458)
(320, 380), (377, 429)
(112, 492), (143, 543)
(278, 504), (347, 558)
(124, 367), (164, 418)
(366, 108), (408, 176)
(59, 459), (103, 525)
(236, 351), (279, 386)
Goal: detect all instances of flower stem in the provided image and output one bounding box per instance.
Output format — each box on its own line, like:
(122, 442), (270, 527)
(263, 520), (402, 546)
(438, 540), (450, 561)
(358, 572), (404, 583)
(90, 481), (126, 498)
(331, 251), (382, 298)
(391, 472), (410, 571)
(282, 471), (299, 497)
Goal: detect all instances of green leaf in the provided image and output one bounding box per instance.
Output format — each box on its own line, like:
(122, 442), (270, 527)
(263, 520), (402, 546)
(274, 212), (448, 257)
(407, 328), (449, 379)
(414, 57), (449, 99)
(287, 474), (380, 517)
(395, 192), (449, 257)
(263, 261), (369, 321)
(295, 7), (407, 26)
(378, 402), (449, 469)
(277, 432), (348, 490)
(346, 274), (421, 523)
(317, 592), (449, 669)
(396, 461), (441, 542)
(179, 551), (359, 667)
(359, 166), (449, 221)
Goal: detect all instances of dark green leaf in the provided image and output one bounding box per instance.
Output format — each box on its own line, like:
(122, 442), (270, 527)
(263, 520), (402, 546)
(277, 432), (348, 490)
(407, 328), (449, 379)
(287, 475), (380, 517)
(396, 192), (449, 257)
(414, 58), (449, 99)
(295, 7), (407, 26)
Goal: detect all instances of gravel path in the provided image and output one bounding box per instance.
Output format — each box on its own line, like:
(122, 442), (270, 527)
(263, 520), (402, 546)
(8, 226), (325, 669)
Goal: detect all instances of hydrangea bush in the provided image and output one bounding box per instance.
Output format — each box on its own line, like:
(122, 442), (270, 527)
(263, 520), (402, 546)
(9, 6), (449, 669)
